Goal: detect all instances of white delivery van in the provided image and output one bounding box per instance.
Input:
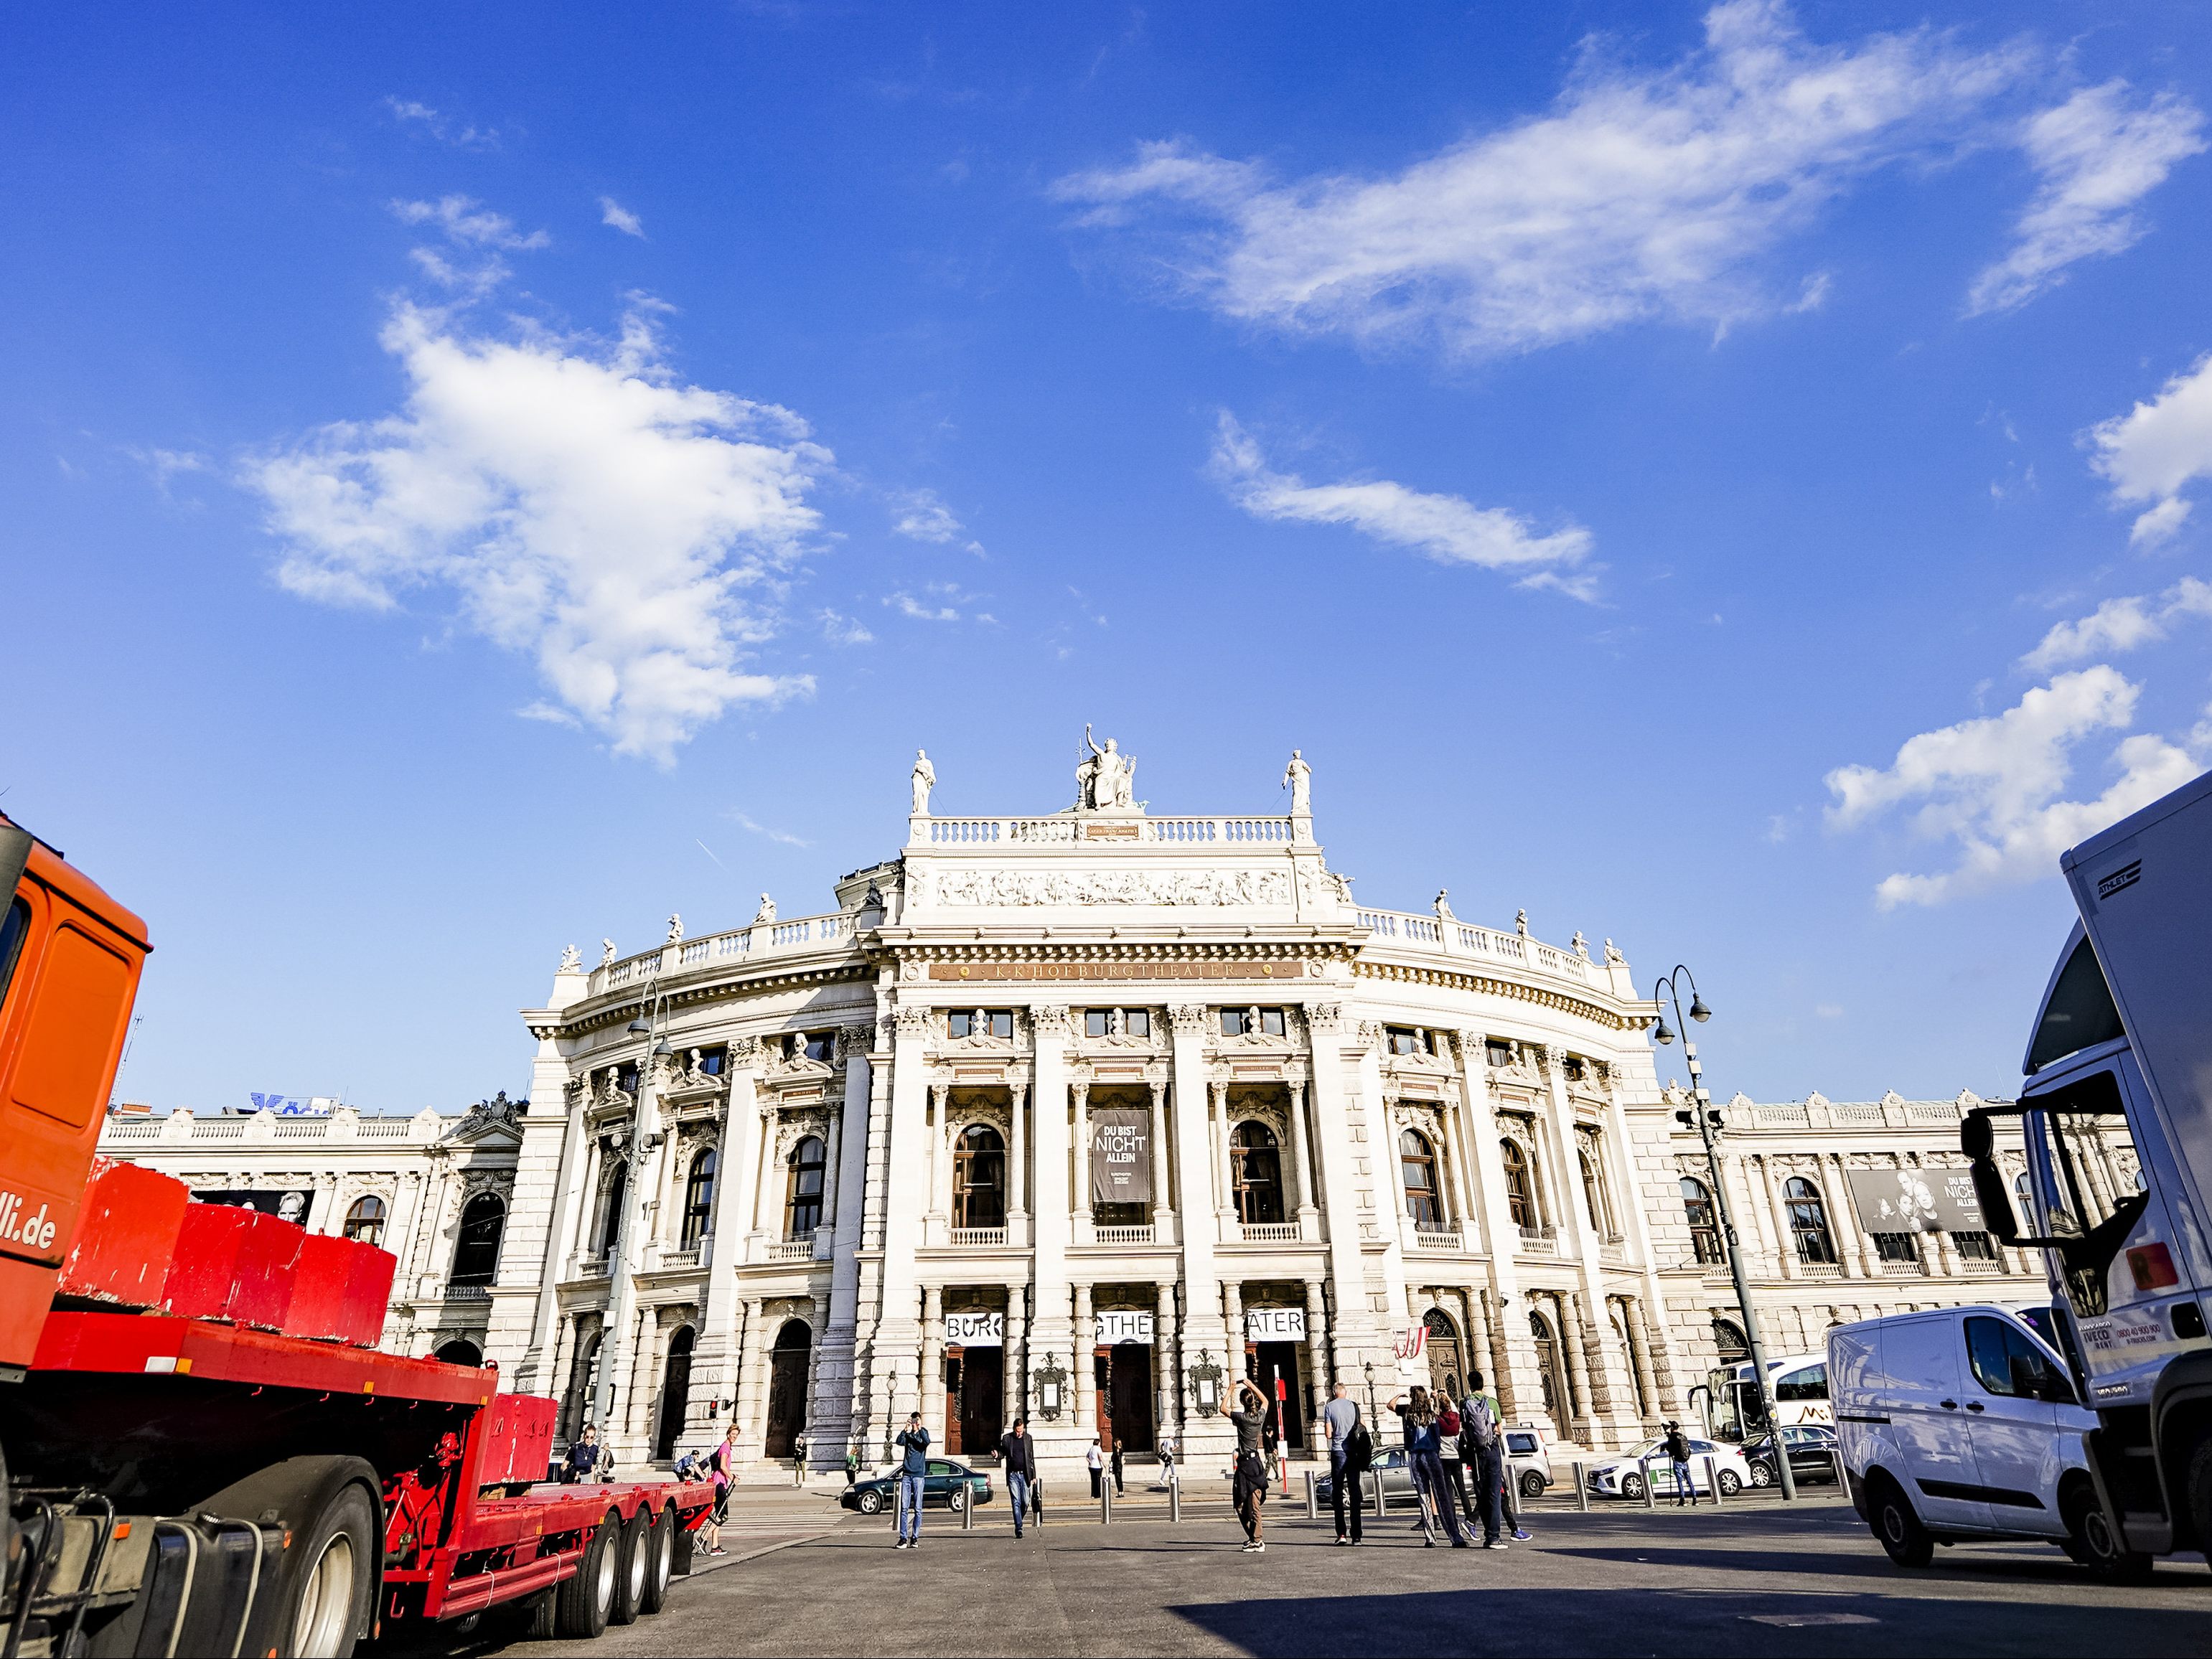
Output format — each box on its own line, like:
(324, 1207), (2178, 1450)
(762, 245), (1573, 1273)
(1831, 1305), (2148, 1578)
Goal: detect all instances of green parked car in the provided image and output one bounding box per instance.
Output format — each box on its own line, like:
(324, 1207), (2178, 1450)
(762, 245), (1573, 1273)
(842, 1458), (993, 1515)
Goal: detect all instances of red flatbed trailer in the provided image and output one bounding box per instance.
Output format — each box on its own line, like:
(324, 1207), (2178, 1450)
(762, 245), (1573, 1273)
(1, 814), (716, 1657)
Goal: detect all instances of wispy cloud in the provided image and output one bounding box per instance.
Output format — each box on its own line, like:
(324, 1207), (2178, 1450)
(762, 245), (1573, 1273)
(2020, 577), (2212, 672)
(248, 295), (825, 762)
(1209, 413), (1595, 597)
(886, 590), (962, 622)
(383, 97), (503, 150)
(1054, 3), (2028, 358)
(2089, 351), (2212, 547)
(818, 608), (874, 645)
(1824, 666), (2200, 907)
(1967, 81), (2203, 315)
(728, 809), (810, 848)
(599, 196), (645, 238)
(391, 195), (549, 250)
(890, 488), (985, 556)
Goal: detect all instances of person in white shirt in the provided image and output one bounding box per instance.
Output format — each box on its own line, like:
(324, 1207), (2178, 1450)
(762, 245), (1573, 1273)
(1086, 1438), (1105, 1499)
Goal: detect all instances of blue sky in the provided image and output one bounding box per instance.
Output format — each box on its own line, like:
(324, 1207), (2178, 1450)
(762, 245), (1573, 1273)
(9, 3), (2212, 1114)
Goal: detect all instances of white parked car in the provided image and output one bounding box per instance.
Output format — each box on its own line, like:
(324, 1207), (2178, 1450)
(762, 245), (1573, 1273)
(1584, 1436), (1749, 1500)
(1829, 1305), (2147, 1579)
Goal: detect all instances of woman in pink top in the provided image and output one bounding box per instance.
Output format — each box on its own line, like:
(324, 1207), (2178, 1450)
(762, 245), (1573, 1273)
(703, 1424), (739, 1557)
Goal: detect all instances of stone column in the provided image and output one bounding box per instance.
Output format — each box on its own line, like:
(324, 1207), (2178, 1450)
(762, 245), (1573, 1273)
(1209, 1080), (1236, 1228)
(1622, 1297), (1660, 1426)
(805, 1288), (832, 1465)
(1157, 1281), (1182, 1442)
(1071, 1077), (1094, 1245)
(1481, 1289), (1518, 1420)
(1556, 1292), (1593, 1437)
(1009, 1081), (1031, 1241)
(1303, 1278), (1330, 1422)
(1004, 1284), (1027, 1428)
(1825, 1152), (1867, 1278)
(1285, 1081), (1316, 1231)
(919, 1285), (945, 1444)
(927, 1084), (951, 1246)
(1166, 1005), (1233, 1466)
(1441, 1095), (1479, 1240)
(1755, 1157), (1796, 1279)
(1148, 1080), (1175, 1239)
(750, 1099), (780, 1238)
(1073, 1283), (1096, 1439)
(1222, 1280), (1245, 1381)
(820, 1108), (843, 1235)
(732, 1297), (764, 1460)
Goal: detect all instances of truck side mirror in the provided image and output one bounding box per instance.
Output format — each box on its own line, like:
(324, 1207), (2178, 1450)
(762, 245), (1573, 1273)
(1962, 1111), (2024, 1245)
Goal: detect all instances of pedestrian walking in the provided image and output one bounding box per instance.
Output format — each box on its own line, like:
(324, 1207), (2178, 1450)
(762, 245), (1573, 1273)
(893, 1412), (931, 1548)
(703, 1423), (739, 1557)
(845, 1447), (859, 1488)
(1157, 1434), (1177, 1490)
(1227, 1376), (1271, 1553)
(1110, 1440), (1125, 1498)
(999, 1416), (1038, 1538)
(793, 1431), (809, 1487)
(1436, 1381), (1476, 1525)
(1087, 1438), (1105, 1500)
(1388, 1388), (1469, 1548)
(1458, 1372), (1508, 1549)
(1319, 1381), (1367, 1544)
(1664, 1421), (1697, 1507)
(561, 1423), (602, 1486)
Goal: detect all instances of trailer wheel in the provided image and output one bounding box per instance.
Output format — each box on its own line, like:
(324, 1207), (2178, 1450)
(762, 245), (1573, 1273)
(670, 1510), (696, 1577)
(520, 1589), (557, 1641)
(284, 1482), (378, 1658)
(556, 1514), (617, 1640)
(609, 1509), (649, 1626)
(638, 1505), (675, 1615)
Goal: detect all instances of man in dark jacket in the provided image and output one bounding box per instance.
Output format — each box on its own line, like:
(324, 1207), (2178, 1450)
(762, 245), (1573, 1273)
(998, 1416), (1038, 1538)
(894, 1413), (931, 1548)
(1664, 1421), (1697, 1507)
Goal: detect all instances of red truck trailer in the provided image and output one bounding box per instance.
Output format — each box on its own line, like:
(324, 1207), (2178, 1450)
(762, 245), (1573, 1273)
(1, 813), (715, 1656)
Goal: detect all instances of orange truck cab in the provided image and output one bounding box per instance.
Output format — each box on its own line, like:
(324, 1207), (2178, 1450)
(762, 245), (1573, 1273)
(0, 814), (149, 1377)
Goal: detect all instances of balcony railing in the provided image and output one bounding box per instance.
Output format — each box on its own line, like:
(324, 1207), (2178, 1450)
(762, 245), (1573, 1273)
(1351, 910), (1595, 985)
(1237, 1223), (1301, 1244)
(1879, 1258), (1926, 1276)
(1091, 1225), (1155, 1246)
(766, 1240), (814, 1262)
(1797, 1261), (1845, 1278)
(438, 1282), (492, 1303)
(591, 909), (859, 997)
(657, 1246), (703, 1269)
(923, 815), (1296, 846)
(1517, 1223), (1559, 1255)
(577, 1253), (610, 1279)
(1410, 1228), (1461, 1252)
(949, 1228), (1009, 1248)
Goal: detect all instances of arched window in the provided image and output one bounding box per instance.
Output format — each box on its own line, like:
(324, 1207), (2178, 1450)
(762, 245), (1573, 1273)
(1399, 1129), (1443, 1228)
(598, 1163), (627, 1256)
(1232, 1121), (1285, 1226)
(784, 1136), (827, 1239)
(1784, 1177), (1837, 1264)
(953, 1124), (1006, 1229)
(449, 1193), (505, 1287)
(435, 1338), (482, 1367)
(1500, 1139), (1536, 1231)
(680, 1149), (716, 1250)
(1680, 1178), (1722, 1264)
(1423, 1308), (1463, 1396)
(342, 1195), (386, 1246)
(1712, 1317), (1748, 1367)
(1580, 1146), (1613, 1236)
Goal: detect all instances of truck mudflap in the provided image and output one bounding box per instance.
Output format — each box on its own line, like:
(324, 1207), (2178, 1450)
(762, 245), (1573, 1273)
(1, 1500), (284, 1659)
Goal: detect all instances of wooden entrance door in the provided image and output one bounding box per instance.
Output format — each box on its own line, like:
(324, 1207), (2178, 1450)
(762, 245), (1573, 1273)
(763, 1320), (811, 1459)
(1097, 1343), (1154, 1453)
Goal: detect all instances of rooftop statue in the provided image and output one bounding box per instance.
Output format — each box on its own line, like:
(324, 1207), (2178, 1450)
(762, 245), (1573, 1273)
(910, 748), (935, 814)
(1076, 724), (1136, 811)
(1281, 748), (1312, 814)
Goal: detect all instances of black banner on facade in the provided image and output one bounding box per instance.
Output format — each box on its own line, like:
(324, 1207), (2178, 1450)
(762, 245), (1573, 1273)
(1090, 1108), (1150, 1206)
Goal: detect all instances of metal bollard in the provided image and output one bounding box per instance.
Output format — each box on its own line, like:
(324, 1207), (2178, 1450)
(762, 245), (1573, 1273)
(1100, 1478), (1111, 1526)
(1831, 1449), (1847, 1492)
(1168, 1470), (1181, 1523)
(962, 1488), (975, 1531)
(1305, 1469), (1318, 1521)
(1641, 1458), (1656, 1510)
(1705, 1456), (1720, 1508)
(1573, 1460), (1588, 1512)
(1371, 1468), (1388, 1518)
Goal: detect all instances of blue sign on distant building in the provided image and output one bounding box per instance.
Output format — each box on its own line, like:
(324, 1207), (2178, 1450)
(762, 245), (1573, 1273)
(245, 1091), (332, 1116)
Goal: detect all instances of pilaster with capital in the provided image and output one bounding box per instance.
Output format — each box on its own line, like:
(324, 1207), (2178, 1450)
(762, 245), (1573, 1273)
(1166, 1003), (1233, 1463)
(1147, 1079), (1176, 1240)
(1070, 1073), (1094, 1245)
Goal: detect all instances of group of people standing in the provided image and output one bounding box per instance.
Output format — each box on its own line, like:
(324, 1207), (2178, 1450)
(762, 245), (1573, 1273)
(1318, 1373), (1532, 1551)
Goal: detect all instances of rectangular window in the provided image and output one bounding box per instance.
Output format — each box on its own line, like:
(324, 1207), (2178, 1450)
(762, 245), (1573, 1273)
(952, 1010), (1012, 1039)
(1261, 1008), (1285, 1036)
(1086, 1010), (1110, 1038)
(1562, 1056), (1586, 1082)
(1873, 1232), (1919, 1263)
(700, 1048), (725, 1076)
(803, 1032), (835, 1063)
(1124, 1008), (1150, 1037)
(1486, 1039), (1514, 1068)
(1387, 1026), (1423, 1056)
(990, 1011), (1013, 1039)
(1221, 1009), (1246, 1036)
(948, 1012), (973, 1038)
(1952, 1229), (1997, 1261)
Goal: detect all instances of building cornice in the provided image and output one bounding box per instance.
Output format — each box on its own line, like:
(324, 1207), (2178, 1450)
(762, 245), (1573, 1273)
(1353, 958), (1654, 1033)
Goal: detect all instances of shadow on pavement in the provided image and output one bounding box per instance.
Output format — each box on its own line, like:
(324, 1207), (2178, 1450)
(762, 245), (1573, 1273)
(1166, 1587), (2208, 1658)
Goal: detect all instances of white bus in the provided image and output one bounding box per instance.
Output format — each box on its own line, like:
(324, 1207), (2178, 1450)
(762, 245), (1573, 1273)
(1697, 1352), (1830, 1441)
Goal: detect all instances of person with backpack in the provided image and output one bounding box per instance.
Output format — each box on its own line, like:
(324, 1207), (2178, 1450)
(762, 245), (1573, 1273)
(1435, 1382), (1475, 1526)
(1388, 1387), (1469, 1548)
(1458, 1372), (1508, 1548)
(1320, 1381), (1368, 1544)
(1664, 1420), (1697, 1507)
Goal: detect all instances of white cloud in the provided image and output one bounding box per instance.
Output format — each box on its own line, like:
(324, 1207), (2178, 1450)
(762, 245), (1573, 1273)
(818, 608), (874, 645)
(391, 195), (549, 250)
(248, 299), (826, 761)
(2089, 352), (2212, 546)
(599, 197), (645, 238)
(2020, 577), (2212, 671)
(1967, 81), (2204, 315)
(383, 97), (502, 150)
(1209, 413), (1595, 596)
(886, 591), (961, 622)
(890, 489), (985, 556)
(1054, 2), (2027, 357)
(1824, 666), (2200, 907)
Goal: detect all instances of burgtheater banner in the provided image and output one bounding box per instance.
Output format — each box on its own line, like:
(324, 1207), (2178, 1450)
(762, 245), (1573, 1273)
(1090, 1109), (1150, 1206)
(1846, 1166), (1986, 1234)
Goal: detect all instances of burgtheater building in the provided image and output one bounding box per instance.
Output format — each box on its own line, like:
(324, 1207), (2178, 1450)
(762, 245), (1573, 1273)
(97, 741), (2061, 1481)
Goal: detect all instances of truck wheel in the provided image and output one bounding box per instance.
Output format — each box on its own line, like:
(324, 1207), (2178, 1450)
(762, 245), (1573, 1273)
(2062, 1482), (2152, 1582)
(1868, 1474), (1933, 1568)
(639, 1505), (675, 1614)
(284, 1482), (378, 1658)
(520, 1589), (557, 1641)
(1519, 1470), (1546, 1500)
(556, 1514), (617, 1640)
(609, 1509), (649, 1625)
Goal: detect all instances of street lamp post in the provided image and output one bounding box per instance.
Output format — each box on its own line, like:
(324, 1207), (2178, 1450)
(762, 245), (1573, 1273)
(1651, 965), (1796, 1503)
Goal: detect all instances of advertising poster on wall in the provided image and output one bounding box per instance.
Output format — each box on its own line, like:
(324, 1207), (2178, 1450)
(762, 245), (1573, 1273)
(1089, 1108), (1150, 1206)
(192, 1188), (312, 1224)
(1846, 1167), (1985, 1234)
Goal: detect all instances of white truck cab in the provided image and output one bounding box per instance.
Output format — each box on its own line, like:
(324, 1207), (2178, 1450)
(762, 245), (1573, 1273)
(1831, 1305), (2140, 1575)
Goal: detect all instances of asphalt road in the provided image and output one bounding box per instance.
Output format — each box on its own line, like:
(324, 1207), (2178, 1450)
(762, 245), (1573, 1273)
(392, 1490), (2211, 1658)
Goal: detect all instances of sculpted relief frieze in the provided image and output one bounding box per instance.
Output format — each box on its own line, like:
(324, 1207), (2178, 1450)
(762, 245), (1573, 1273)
(929, 867), (1292, 908)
